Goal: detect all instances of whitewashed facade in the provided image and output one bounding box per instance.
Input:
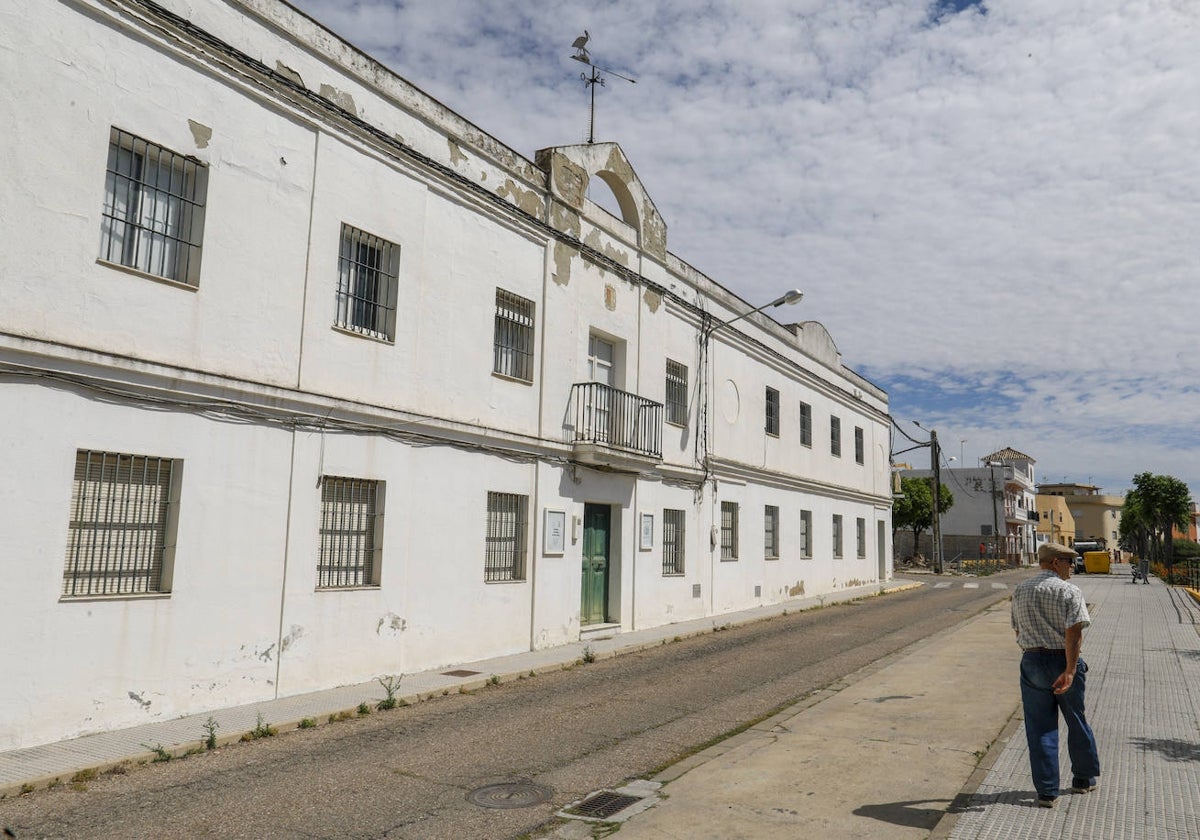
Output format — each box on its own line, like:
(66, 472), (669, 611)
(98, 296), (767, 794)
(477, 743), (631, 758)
(0, 0), (892, 750)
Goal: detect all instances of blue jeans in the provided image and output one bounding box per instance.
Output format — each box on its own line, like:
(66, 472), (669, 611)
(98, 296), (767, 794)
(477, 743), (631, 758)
(1020, 651), (1100, 798)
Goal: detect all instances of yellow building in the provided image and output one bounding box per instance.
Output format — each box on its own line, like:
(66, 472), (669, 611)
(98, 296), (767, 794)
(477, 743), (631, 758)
(1038, 483), (1124, 548)
(1036, 495), (1076, 546)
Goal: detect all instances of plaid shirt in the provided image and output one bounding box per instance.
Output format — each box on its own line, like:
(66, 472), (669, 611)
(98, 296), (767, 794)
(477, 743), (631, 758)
(1011, 569), (1091, 650)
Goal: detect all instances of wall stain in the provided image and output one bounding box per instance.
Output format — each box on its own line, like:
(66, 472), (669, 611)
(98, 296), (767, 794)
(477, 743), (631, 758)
(788, 580), (806, 597)
(280, 625), (305, 654)
(604, 284), (617, 311)
(643, 288), (661, 313)
(376, 613), (407, 636)
(447, 138), (468, 166)
(127, 690), (151, 709)
(274, 60), (304, 88)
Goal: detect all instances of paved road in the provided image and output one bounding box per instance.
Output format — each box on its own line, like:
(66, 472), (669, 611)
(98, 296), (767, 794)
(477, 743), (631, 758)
(0, 571), (1028, 840)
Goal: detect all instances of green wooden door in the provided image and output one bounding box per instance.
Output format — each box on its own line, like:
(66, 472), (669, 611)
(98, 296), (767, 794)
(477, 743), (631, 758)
(581, 504), (610, 626)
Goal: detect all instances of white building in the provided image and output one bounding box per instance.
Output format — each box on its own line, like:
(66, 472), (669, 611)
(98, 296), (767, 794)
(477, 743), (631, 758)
(0, 0), (892, 750)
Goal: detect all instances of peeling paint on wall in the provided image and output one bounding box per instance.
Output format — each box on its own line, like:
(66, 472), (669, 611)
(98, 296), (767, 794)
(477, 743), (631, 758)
(583, 229), (630, 269)
(604, 284), (617, 311)
(447, 138), (468, 166)
(376, 612), (407, 636)
(550, 202), (581, 239)
(280, 624), (305, 654)
(643, 289), (661, 313)
(497, 178), (542, 218)
(127, 690), (151, 709)
(187, 119), (212, 149)
(553, 241), (576, 287)
(318, 83), (357, 114)
(274, 60), (304, 88)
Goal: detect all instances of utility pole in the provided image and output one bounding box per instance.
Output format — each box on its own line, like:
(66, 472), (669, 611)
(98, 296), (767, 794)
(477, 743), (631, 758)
(931, 430), (943, 574)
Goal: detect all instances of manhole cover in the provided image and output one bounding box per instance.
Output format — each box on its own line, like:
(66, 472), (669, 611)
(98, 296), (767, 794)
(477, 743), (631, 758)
(564, 791), (641, 819)
(466, 782), (554, 810)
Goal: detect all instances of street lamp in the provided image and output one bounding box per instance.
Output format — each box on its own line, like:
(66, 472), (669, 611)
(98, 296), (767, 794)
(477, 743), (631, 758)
(960, 438), (967, 465)
(703, 289), (804, 337)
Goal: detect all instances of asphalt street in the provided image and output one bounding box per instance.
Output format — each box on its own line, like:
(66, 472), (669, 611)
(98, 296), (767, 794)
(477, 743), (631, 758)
(0, 570), (1028, 840)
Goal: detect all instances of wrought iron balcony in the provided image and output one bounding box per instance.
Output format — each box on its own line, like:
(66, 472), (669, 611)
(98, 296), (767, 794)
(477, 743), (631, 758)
(569, 382), (663, 469)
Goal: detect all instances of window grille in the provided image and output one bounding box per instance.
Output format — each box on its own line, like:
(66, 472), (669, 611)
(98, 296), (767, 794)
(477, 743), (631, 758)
(855, 426), (865, 465)
(765, 388), (780, 436)
(100, 128), (206, 285)
(318, 477), (382, 588)
(335, 224), (399, 340)
(720, 501), (739, 561)
(493, 289), (535, 381)
(857, 517), (867, 558)
(799, 402), (812, 447)
(63, 450), (177, 597)
(662, 508), (685, 575)
(831, 416), (842, 457)
(665, 359), (688, 426)
(832, 514), (844, 558)
(764, 505), (780, 559)
(799, 510), (813, 558)
(485, 492), (527, 582)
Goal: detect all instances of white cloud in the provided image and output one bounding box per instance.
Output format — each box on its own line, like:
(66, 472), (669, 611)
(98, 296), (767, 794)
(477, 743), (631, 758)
(289, 0), (1200, 497)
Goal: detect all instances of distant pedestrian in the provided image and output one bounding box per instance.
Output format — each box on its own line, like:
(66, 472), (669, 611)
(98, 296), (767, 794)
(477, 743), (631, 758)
(979, 541), (985, 559)
(1011, 542), (1100, 807)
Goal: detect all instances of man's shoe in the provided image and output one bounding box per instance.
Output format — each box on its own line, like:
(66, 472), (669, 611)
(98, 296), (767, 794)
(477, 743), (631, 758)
(1071, 779), (1097, 793)
(1037, 796), (1057, 808)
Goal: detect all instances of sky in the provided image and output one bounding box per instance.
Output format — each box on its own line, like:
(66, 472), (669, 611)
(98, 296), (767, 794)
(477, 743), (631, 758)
(286, 0), (1199, 498)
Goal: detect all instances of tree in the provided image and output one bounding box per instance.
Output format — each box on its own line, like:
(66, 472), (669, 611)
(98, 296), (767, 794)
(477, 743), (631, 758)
(1121, 473), (1191, 569)
(893, 476), (953, 557)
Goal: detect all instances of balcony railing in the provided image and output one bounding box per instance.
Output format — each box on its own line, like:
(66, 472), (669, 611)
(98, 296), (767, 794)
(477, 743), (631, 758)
(570, 382), (663, 462)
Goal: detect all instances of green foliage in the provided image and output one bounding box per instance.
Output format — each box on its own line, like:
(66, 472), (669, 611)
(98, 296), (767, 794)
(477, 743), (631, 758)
(1122, 473), (1191, 566)
(202, 716), (219, 750)
(298, 717), (317, 729)
(376, 674), (404, 710)
(893, 476), (954, 547)
(1173, 539), (1200, 562)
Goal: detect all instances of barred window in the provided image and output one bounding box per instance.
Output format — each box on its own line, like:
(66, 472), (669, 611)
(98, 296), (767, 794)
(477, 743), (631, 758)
(720, 501), (739, 561)
(335, 224), (400, 340)
(799, 402), (812, 447)
(493, 289), (535, 381)
(800, 509), (813, 558)
(99, 128), (206, 285)
(318, 477), (383, 588)
(662, 508), (685, 575)
(832, 514), (844, 558)
(855, 426), (865, 465)
(831, 415), (842, 457)
(665, 359), (689, 426)
(857, 517), (867, 558)
(486, 492), (527, 582)
(764, 505), (780, 559)
(63, 450), (178, 597)
(765, 387), (780, 436)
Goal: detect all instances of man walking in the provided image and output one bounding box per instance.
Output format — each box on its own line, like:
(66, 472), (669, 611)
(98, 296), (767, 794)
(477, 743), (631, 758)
(1011, 542), (1101, 807)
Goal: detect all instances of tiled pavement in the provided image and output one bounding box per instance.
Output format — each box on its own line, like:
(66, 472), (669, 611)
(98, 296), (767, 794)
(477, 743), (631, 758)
(947, 568), (1200, 840)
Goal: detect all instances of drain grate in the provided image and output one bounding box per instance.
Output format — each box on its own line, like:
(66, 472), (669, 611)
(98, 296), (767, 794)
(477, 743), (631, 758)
(441, 669), (481, 677)
(565, 791), (641, 820)
(466, 781), (553, 810)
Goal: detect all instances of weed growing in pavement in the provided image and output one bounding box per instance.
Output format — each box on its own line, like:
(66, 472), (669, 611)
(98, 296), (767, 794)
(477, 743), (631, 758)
(202, 716), (219, 750)
(329, 710), (354, 723)
(582, 645), (596, 664)
(376, 674), (404, 710)
(298, 717), (317, 729)
(357, 702), (371, 716)
(241, 713), (276, 740)
(488, 674), (500, 686)
(142, 742), (172, 762)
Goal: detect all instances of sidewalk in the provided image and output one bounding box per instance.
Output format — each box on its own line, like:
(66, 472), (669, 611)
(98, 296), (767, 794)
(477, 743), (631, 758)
(601, 565), (1200, 840)
(0, 578), (920, 797)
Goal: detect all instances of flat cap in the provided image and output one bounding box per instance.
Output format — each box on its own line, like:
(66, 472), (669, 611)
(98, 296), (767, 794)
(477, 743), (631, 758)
(1038, 541), (1077, 563)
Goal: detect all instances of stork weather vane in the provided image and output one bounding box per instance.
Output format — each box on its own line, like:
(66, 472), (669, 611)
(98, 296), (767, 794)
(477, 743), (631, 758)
(571, 30), (636, 144)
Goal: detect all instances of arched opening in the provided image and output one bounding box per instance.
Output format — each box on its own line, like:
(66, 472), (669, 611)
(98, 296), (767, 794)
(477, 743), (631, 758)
(586, 171), (640, 230)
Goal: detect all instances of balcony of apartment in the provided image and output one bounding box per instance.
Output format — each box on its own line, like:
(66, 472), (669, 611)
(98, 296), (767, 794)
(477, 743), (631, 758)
(568, 382), (663, 473)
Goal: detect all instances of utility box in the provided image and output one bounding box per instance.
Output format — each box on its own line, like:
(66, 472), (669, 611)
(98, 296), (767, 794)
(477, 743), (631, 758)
(1083, 551), (1111, 574)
